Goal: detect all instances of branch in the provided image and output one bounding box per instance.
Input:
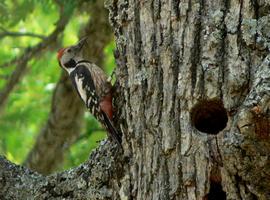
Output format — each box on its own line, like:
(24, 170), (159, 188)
(0, 6), (72, 110)
(0, 143), (124, 199)
(0, 27), (46, 39)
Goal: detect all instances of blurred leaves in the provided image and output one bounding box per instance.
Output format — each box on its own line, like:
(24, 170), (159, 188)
(0, 0), (115, 169)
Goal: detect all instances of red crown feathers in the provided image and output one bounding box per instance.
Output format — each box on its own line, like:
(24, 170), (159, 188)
(57, 48), (66, 60)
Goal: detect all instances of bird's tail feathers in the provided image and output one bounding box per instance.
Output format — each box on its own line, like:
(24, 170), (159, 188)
(101, 111), (122, 147)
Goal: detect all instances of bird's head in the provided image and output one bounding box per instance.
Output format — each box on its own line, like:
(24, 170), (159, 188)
(57, 37), (88, 73)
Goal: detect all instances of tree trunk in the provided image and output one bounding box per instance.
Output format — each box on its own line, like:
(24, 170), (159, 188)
(106, 0), (270, 199)
(1, 0), (270, 199)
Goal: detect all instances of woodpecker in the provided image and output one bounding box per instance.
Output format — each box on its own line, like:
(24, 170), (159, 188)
(57, 37), (121, 146)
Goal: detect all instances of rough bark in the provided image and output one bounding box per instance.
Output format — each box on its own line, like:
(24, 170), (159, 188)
(0, 143), (123, 200)
(24, 0), (112, 174)
(1, 0), (270, 200)
(106, 0), (270, 199)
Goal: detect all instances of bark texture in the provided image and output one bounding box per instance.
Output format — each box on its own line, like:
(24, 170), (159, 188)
(1, 0), (270, 200)
(0, 143), (123, 200)
(24, 0), (112, 174)
(106, 0), (270, 199)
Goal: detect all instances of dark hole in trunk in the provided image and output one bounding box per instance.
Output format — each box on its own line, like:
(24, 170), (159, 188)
(204, 180), (227, 200)
(191, 98), (228, 135)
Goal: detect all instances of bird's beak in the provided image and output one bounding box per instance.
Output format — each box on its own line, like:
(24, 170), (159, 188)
(74, 37), (88, 52)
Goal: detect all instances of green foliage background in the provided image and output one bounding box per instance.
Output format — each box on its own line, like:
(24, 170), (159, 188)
(0, 0), (115, 171)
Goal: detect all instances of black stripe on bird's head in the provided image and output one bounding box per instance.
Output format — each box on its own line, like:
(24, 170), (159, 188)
(57, 37), (88, 71)
(63, 59), (77, 68)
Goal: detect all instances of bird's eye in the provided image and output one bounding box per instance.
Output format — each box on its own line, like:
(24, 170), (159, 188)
(67, 49), (71, 53)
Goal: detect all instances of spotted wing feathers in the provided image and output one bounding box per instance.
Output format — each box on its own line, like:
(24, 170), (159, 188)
(70, 65), (121, 146)
(70, 65), (100, 116)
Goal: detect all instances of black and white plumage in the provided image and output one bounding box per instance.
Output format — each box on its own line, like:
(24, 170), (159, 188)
(70, 64), (100, 116)
(57, 38), (122, 146)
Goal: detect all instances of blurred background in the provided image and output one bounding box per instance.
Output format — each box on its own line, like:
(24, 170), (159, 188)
(0, 0), (115, 174)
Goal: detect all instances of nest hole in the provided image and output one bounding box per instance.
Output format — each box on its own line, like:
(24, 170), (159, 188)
(191, 98), (228, 135)
(204, 180), (227, 200)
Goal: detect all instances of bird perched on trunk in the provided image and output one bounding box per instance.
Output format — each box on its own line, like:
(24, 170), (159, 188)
(57, 37), (121, 146)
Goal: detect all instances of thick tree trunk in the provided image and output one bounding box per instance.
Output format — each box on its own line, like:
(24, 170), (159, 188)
(0, 0), (270, 200)
(106, 0), (270, 199)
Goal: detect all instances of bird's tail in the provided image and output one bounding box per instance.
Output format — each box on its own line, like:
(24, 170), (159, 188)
(101, 111), (122, 147)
